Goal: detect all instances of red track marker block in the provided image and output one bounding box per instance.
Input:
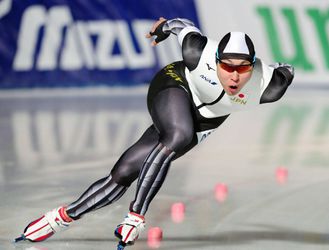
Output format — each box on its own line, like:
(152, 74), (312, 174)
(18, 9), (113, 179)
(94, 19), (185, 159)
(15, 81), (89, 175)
(147, 227), (163, 249)
(171, 202), (185, 223)
(276, 167), (288, 184)
(214, 183), (228, 202)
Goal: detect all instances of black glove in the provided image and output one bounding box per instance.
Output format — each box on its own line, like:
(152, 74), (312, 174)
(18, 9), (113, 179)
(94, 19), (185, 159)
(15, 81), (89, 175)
(149, 21), (170, 44)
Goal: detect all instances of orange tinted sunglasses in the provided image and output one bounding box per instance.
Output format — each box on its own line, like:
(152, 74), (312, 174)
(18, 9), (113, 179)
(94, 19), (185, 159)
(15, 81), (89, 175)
(219, 61), (254, 74)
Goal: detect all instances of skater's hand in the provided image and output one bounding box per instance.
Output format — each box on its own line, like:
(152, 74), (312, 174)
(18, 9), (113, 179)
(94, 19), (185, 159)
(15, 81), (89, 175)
(146, 17), (169, 46)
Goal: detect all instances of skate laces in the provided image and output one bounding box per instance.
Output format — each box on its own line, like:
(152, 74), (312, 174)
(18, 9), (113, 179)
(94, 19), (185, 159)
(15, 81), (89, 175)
(119, 212), (145, 233)
(125, 212), (145, 226)
(45, 207), (72, 231)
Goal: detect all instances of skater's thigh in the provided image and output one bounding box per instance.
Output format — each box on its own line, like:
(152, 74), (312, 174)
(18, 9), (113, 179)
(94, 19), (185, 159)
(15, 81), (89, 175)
(150, 88), (197, 152)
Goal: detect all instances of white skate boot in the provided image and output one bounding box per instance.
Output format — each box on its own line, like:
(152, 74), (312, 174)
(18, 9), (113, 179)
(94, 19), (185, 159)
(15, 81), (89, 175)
(14, 206), (73, 242)
(115, 212), (145, 249)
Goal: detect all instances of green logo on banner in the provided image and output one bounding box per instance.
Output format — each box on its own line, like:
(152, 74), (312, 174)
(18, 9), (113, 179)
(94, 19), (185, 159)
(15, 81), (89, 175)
(257, 6), (329, 71)
(307, 8), (329, 69)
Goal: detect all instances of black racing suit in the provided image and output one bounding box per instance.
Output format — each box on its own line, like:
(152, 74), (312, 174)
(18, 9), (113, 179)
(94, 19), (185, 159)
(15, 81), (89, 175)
(66, 18), (294, 218)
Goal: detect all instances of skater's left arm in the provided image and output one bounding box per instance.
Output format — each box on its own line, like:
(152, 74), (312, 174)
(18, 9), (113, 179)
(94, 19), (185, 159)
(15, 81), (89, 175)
(260, 62), (295, 104)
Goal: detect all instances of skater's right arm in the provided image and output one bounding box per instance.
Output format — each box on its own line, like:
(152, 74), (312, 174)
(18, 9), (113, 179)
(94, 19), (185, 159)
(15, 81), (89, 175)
(260, 62), (295, 104)
(146, 17), (208, 70)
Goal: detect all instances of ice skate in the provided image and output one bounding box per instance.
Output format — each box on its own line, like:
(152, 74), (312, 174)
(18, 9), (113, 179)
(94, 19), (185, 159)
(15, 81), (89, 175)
(115, 212), (145, 249)
(14, 206), (72, 242)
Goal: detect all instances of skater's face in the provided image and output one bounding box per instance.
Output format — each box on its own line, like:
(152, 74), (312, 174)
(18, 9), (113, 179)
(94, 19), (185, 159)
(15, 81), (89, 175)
(216, 58), (253, 96)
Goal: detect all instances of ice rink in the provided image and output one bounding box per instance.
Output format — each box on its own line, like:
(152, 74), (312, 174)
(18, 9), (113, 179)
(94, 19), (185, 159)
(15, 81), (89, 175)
(1, 87), (329, 250)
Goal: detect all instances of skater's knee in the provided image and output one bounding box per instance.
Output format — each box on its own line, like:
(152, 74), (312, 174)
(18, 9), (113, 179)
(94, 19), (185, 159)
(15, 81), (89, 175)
(161, 126), (194, 151)
(111, 162), (139, 186)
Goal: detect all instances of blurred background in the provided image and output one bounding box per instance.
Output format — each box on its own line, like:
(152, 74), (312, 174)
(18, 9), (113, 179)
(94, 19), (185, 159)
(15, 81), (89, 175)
(1, 0), (329, 249)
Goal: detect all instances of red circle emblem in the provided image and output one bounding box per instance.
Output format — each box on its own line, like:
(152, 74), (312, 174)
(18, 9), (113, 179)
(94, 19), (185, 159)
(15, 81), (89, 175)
(238, 93), (245, 98)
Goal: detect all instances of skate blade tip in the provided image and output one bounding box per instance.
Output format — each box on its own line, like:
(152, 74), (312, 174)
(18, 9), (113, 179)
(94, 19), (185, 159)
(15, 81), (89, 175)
(117, 242), (126, 250)
(13, 235), (26, 243)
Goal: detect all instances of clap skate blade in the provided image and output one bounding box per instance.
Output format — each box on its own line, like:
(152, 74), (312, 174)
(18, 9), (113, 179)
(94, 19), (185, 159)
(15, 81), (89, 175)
(14, 234), (26, 243)
(117, 242), (126, 250)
